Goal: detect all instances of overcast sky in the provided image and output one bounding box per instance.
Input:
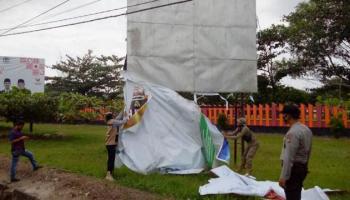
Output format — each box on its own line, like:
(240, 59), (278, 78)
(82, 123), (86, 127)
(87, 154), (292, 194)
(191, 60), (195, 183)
(0, 0), (319, 89)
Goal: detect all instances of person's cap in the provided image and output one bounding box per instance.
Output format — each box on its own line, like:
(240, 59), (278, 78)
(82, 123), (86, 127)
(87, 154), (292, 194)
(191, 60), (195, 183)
(4, 78), (10, 83)
(237, 117), (246, 125)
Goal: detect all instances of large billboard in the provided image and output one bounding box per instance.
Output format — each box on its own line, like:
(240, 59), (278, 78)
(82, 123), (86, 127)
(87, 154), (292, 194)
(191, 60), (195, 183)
(0, 56), (45, 93)
(127, 0), (257, 93)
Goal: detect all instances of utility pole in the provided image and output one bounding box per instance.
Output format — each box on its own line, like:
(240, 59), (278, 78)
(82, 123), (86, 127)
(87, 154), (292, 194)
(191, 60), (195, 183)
(240, 93), (245, 158)
(233, 93), (246, 165)
(234, 95), (238, 165)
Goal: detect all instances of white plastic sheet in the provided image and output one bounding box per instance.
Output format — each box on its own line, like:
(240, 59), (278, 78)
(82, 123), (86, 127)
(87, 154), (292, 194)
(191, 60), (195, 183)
(118, 80), (226, 174)
(199, 166), (330, 200)
(303, 187), (330, 200)
(127, 0), (257, 92)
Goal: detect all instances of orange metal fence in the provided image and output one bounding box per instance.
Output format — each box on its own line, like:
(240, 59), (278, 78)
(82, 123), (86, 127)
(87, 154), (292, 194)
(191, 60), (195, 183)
(81, 107), (108, 121)
(200, 104), (349, 128)
(82, 104), (349, 128)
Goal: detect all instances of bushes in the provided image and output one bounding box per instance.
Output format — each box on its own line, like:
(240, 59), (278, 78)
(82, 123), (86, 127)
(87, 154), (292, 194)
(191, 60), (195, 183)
(58, 93), (102, 123)
(317, 96), (348, 138)
(0, 89), (124, 124)
(57, 93), (124, 123)
(329, 114), (345, 138)
(0, 88), (59, 132)
(0, 87), (58, 124)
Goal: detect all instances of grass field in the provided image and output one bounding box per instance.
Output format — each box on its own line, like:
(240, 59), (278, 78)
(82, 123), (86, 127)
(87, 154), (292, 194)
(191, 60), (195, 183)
(0, 122), (349, 200)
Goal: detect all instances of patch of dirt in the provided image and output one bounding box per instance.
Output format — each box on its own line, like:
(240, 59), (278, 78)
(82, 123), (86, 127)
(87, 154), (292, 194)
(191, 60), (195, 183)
(0, 156), (165, 200)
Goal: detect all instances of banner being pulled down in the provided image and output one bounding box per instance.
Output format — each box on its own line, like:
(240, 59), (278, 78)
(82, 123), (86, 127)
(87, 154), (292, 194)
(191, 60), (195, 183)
(117, 80), (230, 174)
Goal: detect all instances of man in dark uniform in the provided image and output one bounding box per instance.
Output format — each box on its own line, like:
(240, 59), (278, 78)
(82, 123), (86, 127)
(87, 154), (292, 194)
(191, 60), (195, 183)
(279, 104), (313, 200)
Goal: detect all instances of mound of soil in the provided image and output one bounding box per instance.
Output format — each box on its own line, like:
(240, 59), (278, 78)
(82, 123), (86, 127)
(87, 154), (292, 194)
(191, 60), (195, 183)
(0, 156), (165, 200)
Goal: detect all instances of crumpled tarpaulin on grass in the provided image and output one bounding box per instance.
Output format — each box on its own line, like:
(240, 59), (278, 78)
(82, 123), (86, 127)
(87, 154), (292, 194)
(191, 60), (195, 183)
(199, 165), (330, 200)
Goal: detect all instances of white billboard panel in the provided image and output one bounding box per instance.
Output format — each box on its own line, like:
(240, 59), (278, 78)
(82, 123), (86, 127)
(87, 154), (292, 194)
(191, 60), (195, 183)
(0, 56), (45, 93)
(127, 0), (257, 93)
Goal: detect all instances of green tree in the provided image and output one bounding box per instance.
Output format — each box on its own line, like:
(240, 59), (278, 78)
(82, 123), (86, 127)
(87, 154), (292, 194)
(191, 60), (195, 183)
(274, 86), (312, 104)
(57, 93), (123, 123)
(0, 87), (58, 132)
(253, 75), (273, 103)
(46, 50), (124, 99)
(58, 93), (103, 123)
(309, 77), (350, 100)
(284, 0), (350, 89)
(257, 25), (290, 98)
(253, 81), (312, 104)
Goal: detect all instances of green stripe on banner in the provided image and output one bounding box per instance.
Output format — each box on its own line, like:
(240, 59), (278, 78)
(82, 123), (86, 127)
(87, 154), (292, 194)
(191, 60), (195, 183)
(199, 114), (215, 168)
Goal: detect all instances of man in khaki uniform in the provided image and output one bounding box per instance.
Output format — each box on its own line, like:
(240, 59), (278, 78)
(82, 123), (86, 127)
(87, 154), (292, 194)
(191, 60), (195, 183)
(279, 104), (312, 200)
(223, 118), (259, 176)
